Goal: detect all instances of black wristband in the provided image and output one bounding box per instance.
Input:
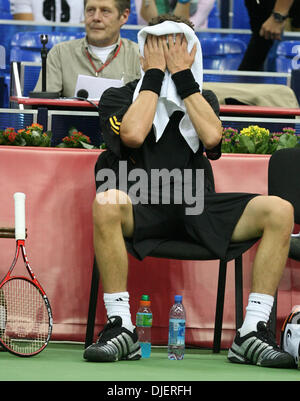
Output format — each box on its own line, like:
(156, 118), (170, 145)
(140, 68), (165, 96)
(171, 69), (200, 99)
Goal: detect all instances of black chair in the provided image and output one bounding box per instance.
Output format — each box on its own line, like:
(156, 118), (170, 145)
(85, 157), (256, 353)
(268, 148), (300, 329)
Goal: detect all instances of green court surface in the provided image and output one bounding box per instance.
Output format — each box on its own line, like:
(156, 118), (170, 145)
(0, 343), (300, 382)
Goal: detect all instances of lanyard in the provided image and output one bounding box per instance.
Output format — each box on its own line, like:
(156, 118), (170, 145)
(85, 41), (122, 77)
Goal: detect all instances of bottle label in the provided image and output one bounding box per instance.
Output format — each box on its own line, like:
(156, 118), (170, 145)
(168, 318), (185, 345)
(136, 312), (152, 327)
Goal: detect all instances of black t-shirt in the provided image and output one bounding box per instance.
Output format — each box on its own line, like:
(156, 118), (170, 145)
(94, 80), (259, 261)
(95, 80), (221, 199)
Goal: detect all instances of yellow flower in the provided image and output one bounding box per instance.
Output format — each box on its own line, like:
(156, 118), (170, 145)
(240, 125), (269, 138)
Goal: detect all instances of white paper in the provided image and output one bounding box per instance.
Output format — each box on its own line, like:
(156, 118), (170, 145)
(74, 74), (124, 100)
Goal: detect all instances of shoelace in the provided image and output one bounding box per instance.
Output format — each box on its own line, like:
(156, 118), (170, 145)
(97, 317), (119, 341)
(256, 323), (278, 349)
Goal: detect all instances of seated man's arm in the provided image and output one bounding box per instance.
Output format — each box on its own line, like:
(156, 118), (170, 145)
(164, 34), (222, 150)
(120, 35), (166, 148)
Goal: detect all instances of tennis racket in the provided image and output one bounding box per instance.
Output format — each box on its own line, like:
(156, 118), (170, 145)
(0, 192), (53, 357)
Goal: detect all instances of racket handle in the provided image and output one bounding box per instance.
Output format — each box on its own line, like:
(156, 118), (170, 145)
(14, 192), (26, 240)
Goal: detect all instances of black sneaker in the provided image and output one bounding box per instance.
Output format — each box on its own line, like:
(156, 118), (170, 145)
(83, 316), (141, 362)
(228, 321), (297, 368)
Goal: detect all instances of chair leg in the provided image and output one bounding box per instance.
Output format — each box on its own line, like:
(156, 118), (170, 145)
(213, 260), (227, 353)
(84, 257), (100, 349)
(234, 255), (243, 331)
(269, 291), (277, 335)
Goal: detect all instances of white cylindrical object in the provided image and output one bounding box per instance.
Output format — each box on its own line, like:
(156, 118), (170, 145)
(14, 192), (26, 240)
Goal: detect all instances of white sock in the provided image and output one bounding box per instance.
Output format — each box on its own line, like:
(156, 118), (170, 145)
(239, 292), (274, 337)
(103, 291), (134, 332)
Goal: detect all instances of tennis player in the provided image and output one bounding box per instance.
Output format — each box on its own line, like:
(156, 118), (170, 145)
(84, 14), (296, 369)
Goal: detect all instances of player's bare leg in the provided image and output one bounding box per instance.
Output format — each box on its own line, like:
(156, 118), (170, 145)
(228, 195), (296, 368)
(84, 190), (140, 362)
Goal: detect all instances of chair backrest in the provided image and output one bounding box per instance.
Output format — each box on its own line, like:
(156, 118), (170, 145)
(207, 1), (221, 28)
(231, 0), (250, 29)
(0, 109), (36, 131)
(200, 38), (246, 70)
(20, 62), (41, 96)
(0, 0), (12, 19)
(10, 47), (42, 63)
(126, 0), (137, 25)
(268, 148), (300, 224)
(276, 40), (300, 72)
(10, 31), (85, 62)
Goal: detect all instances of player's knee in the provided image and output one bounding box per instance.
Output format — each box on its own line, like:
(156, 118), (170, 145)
(266, 196), (294, 234)
(93, 190), (122, 227)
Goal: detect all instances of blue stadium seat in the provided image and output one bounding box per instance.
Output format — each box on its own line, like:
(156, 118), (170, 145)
(2, 72), (9, 107)
(232, 0), (250, 29)
(22, 64), (41, 96)
(121, 27), (138, 42)
(200, 37), (246, 70)
(0, 76), (5, 107)
(0, 111), (34, 131)
(203, 70), (289, 85)
(207, 1), (221, 28)
(126, 0), (137, 25)
(10, 31), (85, 62)
(0, 0), (12, 19)
(10, 48), (41, 63)
(276, 40), (300, 72)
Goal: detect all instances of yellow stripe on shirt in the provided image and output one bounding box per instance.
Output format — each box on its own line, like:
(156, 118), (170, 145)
(109, 116), (120, 131)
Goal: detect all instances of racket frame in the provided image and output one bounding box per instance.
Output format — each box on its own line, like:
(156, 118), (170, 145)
(0, 239), (53, 357)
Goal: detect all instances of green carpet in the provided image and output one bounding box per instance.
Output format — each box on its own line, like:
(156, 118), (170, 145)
(0, 343), (299, 381)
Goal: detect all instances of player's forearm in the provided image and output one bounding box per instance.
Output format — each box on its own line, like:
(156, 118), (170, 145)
(183, 92), (222, 149)
(273, 0), (294, 14)
(120, 68), (164, 148)
(120, 91), (159, 148)
(171, 69), (222, 149)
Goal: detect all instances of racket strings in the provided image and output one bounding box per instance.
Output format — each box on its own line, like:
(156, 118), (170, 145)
(0, 279), (49, 355)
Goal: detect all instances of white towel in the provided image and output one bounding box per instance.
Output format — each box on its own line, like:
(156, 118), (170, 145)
(133, 21), (203, 153)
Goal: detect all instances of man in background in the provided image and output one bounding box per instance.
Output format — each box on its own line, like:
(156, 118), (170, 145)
(239, 0), (299, 71)
(33, 0), (141, 98)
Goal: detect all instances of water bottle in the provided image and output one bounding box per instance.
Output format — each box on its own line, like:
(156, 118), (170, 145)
(136, 294), (152, 358)
(168, 295), (186, 360)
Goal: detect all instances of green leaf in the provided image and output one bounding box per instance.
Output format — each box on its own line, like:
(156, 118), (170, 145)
(255, 142), (269, 154)
(277, 133), (298, 150)
(238, 136), (255, 153)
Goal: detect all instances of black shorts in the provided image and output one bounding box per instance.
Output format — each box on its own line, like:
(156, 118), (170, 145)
(127, 192), (260, 261)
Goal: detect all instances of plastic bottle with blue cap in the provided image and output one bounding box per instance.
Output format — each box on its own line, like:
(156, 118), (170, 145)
(168, 295), (186, 360)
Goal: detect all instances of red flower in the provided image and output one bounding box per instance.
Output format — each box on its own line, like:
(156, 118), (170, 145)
(8, 132), (17, 142)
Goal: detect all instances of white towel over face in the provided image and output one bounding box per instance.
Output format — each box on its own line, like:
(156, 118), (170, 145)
(133, 21), (203, 153)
